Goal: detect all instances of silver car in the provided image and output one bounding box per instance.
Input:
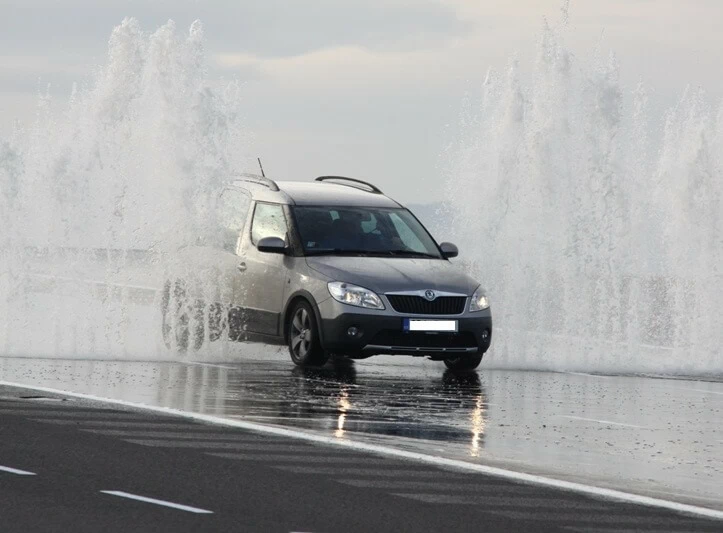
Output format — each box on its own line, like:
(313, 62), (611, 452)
(161, 176), (492, 371)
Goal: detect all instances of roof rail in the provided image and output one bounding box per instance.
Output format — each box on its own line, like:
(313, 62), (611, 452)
(315, 176), (383, 194)
(236, 173), (280, 192)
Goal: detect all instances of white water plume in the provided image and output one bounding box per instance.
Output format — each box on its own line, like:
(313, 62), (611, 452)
(0, 19), (252, 358)
(443, 14), (722, 375)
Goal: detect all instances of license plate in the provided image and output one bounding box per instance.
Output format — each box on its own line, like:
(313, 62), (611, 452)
(403, 319), (458, 332)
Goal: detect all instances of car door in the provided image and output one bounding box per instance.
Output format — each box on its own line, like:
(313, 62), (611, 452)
(214, 187), (253, 308)
(170, 186), (251, 306)
(238, 201), (290, 336)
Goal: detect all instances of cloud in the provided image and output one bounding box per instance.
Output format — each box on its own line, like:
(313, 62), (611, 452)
(2, 1), (723, 201)
(0, 55), (92, 93)
(0, 0), (468, 56)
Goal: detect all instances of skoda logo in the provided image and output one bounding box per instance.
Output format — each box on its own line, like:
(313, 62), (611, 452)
(424, 290), (437, 301)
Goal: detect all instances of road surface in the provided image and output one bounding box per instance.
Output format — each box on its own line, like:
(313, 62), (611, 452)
(2, 385), (722, 533)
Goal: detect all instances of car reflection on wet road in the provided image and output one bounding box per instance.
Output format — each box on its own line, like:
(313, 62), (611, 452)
(1, 351), (721, 511)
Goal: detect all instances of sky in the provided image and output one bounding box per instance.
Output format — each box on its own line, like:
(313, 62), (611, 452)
(1, 0), (722, 204)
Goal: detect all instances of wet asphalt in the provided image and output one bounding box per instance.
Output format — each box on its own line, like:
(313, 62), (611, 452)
(1, 352), (721, 510)
(2, 386), (722, 533)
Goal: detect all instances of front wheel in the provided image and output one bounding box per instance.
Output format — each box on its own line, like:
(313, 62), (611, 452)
(287, 301), (329, 367)
(443, 353), (483, 371)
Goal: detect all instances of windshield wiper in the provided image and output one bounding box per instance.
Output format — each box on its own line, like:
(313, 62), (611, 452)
(387, 250), (440, 259)
(305, 248), (439, 258)
(304, 248), (371, 257)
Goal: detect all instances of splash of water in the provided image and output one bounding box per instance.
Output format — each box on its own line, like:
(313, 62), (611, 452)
(0, 19), (252, 358)
(443, 15), (722, 375)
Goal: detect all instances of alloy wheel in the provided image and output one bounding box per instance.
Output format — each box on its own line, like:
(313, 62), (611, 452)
(290, 307), (312, 359)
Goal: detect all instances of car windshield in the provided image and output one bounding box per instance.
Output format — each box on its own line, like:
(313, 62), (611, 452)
(293, 206), (442, 258)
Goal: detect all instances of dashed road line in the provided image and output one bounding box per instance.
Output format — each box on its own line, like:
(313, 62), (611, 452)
(559, 415), (648, 429)
(100, 490), (213, 514)
(0, 465), (37, 476)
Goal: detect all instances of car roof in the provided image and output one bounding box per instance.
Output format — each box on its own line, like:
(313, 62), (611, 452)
(230, 178), (401, 208)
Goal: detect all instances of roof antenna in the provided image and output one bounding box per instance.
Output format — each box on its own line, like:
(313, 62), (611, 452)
(257, 157), (266, 178)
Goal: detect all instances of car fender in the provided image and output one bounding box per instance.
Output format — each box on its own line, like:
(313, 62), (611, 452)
(281, 289), (326, 347)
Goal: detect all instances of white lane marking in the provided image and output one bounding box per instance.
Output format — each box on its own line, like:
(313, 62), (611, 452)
(208, 453), (375, 464)
(392, 493), (611, 509)
(185, 362), (237, 370)
(124, 440), (322, 451)
(682, 388), (723, 396)
(80, 429), (270, 440)
(494, 510), (694, 525)
(340, 479), (525, 492)
(274, 466), (462, 477)
(100, 490), (212, 514)
(565, 529), (703, 533)
(559, 416), (648, 429)
(241, 415), (429, 424)
(334, 476), (548, 490)
(2, 380), (721, 521)
(563, 372), (611, 379)
(0, 465), (37, 476)
(3, 409), (146, 418)
(28, 273), (158, 293)
(655, 384), (723, 397)
(34, 420), (204, 430)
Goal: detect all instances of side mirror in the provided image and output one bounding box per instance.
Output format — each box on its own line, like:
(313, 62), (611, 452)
(257, 236), (287, 254)
(439, 242), (459, 259)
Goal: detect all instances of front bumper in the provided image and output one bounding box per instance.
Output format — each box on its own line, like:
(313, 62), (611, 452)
(317, 299), (492, 358)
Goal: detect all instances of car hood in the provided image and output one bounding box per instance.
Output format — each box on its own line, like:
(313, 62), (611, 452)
(305, 256), (479, 295)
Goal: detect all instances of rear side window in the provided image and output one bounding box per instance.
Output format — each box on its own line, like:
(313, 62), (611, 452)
(219, 189), (251, 233)
(251, 203), (287, 245)
(218, 188), (251, 253)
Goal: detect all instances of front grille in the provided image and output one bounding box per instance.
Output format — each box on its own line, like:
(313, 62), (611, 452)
(369, 330), (477, 349)
(387, 295), (466, 315)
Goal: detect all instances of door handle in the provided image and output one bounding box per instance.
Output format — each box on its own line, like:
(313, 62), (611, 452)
(237, 262), (247, 273)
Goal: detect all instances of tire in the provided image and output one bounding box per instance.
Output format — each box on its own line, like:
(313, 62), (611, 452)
(443, 353), (483, 371)
(207, 302), (227, 342)
(287, 301), (329, 367)
(161, 279), (204, 352)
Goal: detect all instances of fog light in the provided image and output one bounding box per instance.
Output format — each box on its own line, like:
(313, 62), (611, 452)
(481, 330), (490, 340)
(347, 326), (360, 338)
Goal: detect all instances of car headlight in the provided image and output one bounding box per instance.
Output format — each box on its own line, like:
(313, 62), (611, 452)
(328, 282), (385, 310)
(469, 286), (490, 312)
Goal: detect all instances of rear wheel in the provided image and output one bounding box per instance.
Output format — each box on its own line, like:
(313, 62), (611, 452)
(207, 302), (227, 342)
(288, 301), (328, 367)
(160, 279), (205, 352)
(443, 353), (483, 371)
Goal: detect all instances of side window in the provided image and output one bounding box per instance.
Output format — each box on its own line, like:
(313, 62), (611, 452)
(388, 212), (427, 253)
(218, 188), (251, 253)
(251, 203), (287, 245)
